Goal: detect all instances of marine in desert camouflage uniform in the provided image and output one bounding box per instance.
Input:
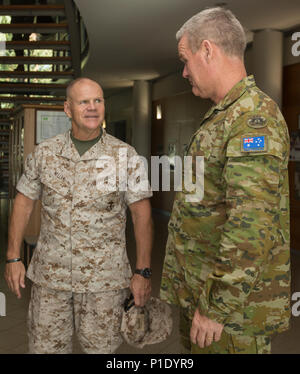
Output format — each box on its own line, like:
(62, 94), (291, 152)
(160, 8), (290, 354)
(5, 78), (153, 353)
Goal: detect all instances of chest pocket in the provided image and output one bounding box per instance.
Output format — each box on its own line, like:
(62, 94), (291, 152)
(91, 165), (122, 212)
(41, 172), (71, 208)
(91, 189), (121, 213)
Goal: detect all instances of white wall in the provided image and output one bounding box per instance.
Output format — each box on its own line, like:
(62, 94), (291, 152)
(156, 93), (211, 158)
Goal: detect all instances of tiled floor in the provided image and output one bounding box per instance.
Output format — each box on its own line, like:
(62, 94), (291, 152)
(1, 197), (300, 354)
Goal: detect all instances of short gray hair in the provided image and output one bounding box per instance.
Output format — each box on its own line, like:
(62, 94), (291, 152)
(66, 77), (103, 100)
(176, 7), (246, 59)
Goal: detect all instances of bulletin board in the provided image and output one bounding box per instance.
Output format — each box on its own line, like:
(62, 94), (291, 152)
(36, 110), (70, 144)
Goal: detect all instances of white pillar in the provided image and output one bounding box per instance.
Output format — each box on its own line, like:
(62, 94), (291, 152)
(253, 29), (283, 108)
(132, 80), (152, 160)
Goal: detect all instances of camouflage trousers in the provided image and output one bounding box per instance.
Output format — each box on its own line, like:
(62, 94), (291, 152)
(180, 309), (271, 354)
(27, 283), (129, 354)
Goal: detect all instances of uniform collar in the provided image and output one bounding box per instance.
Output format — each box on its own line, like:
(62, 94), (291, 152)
(201, 75), (256, 123)
(58, 128), (107, 161)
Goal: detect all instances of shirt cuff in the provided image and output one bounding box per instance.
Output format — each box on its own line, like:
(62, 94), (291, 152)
(16, 175), (41, 201)
(125, 191), (153, 206)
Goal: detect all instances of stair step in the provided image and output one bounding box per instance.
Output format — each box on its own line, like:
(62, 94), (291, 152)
(0, 5), (65, 17)
(0, 95), (65, 104)
(0, 112), (13, 118)
(0, 116), (13, 122)
(0, 56), (71, 65)
(0, 108), (13, 113)
(5, 40), (71, 51)
(0, 70), (74, 79)
(0, 115), (13, 120)
(0, 111), (14, 119)
(0, 3), (82, 110)
(0, 82), (67, 94)
(0, 23), (68, 34)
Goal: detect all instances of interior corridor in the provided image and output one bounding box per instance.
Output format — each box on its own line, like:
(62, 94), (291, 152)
(0, 196), (300, 354)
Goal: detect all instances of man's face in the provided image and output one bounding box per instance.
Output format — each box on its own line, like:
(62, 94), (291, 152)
(64, 79), (105, 134)
(178, 34), (210, 98)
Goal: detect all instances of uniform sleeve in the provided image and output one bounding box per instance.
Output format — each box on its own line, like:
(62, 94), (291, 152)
(16, 148), (42, 200)
(197, 118), (288, 325)
(125, 146), (152, 206)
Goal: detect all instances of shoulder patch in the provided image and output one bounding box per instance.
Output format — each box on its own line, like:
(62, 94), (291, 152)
(247, 116), (267, 128)
(241, 135), (267, 152)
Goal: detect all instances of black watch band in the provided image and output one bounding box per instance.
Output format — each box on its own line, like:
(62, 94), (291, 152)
(6, 258), (21, 264)
(134, 268), (152, 278)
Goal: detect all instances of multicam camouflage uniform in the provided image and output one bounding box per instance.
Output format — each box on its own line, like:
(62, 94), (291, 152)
(160, 75), (290, 354)
(17, 129), (152, 353)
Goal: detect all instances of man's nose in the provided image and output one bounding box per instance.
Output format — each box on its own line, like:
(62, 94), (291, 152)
(87, 101), (96, 110)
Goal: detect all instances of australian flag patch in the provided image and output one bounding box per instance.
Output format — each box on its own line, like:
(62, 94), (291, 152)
(241, 135), (267, 152)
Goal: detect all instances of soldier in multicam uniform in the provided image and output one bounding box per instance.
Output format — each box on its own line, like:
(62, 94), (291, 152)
(5, 77), (153, 353)
(160, 7), (290, 354)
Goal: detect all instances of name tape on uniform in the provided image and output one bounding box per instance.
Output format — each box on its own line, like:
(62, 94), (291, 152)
(241, 135), (267, 152)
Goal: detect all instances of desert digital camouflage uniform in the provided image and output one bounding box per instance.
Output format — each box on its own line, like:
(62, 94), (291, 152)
(28, 284), (129, 353)
(160, 75), (290, 353)
(17, 129), (152, 353)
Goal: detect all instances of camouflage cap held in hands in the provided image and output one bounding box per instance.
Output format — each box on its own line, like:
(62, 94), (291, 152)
(120, 294), (173, 348)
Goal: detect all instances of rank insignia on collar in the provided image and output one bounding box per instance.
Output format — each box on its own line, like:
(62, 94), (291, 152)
(241, 135), (267, 152)
(247, 116), (267, 128)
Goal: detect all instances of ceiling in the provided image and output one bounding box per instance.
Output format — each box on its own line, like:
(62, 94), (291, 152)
(74, 0), (300, 94)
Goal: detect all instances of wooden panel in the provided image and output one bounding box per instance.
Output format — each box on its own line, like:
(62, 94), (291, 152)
(0, 56), (71, 65)
(23, 107), (35, 162)
(0, 83), (67, 93)
(282, 63), (300, 251)
(0, 4), (65, 16)
(0, 23), (68, 33)
(5, 40), (71, 51)
(151, 99), (175, 213)
(9, 105), (65, 238)
(0, 70), (73, 79)
(0, 96), (65, 104)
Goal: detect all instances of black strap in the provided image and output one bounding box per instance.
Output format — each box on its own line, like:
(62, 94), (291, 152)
(6, 258), (21, 264)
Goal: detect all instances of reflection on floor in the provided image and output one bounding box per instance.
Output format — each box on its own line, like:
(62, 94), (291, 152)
(0, 197), (300, 354)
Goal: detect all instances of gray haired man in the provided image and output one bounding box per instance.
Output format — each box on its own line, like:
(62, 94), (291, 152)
(160, 7), (290, 354)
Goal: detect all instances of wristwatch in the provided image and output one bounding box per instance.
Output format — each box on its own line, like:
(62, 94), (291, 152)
(134, 268), (152, 278)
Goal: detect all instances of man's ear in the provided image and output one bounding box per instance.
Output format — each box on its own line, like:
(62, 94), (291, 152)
(64, 101), (71, 119)
(201, 40), (213, 62)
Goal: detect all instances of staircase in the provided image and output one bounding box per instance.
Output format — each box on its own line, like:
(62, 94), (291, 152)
(0, 0), (89, 195)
